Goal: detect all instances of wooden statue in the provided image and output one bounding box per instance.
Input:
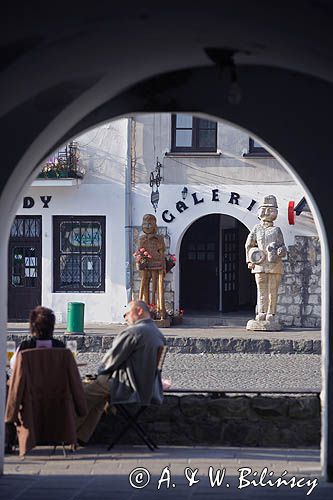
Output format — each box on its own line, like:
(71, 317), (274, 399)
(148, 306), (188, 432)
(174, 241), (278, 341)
(245, 195), (287, 331)
(137, 214), (166, 319)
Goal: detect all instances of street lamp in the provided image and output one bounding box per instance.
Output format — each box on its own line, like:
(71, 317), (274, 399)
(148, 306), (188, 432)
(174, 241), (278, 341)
(149, 158), (163, 212)
(151, 186), (159, 212)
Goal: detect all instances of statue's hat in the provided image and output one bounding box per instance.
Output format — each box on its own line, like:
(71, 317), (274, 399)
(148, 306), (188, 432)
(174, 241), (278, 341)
(260, 195), (278, 208)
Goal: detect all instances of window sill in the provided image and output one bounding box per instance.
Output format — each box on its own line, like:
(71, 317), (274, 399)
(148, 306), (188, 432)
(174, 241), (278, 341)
(53, 290), (105, 293)
(165, 151), (222, 158)
(243, 152), (273, 158)
(32, 178), (83, 187)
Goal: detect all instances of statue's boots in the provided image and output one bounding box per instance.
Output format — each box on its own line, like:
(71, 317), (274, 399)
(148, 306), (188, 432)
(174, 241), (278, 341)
(256, 312), (266, 321)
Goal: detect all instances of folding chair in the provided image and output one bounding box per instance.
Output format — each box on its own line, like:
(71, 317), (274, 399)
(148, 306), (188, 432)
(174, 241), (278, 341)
(5, 340), (52, 455)
(5, 348), (87, 457)
(107, 345), (168, 451)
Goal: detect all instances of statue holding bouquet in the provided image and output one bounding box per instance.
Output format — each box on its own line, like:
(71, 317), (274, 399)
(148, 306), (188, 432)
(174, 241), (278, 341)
(134, 214), (166, 319)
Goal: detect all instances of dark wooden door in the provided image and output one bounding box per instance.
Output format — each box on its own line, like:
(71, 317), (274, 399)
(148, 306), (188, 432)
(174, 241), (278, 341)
(180, 214), (219, 310)
(221, 228), (239, 312)
(8, 216), (42, 321)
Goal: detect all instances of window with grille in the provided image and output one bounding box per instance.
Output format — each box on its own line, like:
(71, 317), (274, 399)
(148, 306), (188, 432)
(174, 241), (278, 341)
(53, 216), (106, 292)
(10, 217), (41, 238)
(171, 114), (217, 152)
(186, 241), (216, 261)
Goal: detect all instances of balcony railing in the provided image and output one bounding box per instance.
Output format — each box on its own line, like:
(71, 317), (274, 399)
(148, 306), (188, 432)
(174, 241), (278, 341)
(37, 141), (85, 179)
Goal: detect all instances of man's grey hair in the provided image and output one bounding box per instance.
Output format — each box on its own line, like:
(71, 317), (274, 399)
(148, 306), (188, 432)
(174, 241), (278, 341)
(131, 300), (151, 315)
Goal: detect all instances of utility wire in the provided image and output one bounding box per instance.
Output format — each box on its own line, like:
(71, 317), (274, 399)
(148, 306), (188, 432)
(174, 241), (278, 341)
(71, 124), (296, 186)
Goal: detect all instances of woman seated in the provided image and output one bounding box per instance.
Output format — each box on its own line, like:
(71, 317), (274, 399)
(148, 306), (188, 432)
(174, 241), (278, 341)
(10, 306), (65, 369)
(6, 306), (66, 453)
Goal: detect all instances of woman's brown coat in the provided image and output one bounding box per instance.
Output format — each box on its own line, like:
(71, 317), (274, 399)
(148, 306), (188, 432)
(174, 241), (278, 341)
(5, 348), (87, 456)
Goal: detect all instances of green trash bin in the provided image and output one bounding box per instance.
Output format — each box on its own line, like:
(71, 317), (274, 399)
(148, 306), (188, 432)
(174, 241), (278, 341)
(66, 302), (85, 334)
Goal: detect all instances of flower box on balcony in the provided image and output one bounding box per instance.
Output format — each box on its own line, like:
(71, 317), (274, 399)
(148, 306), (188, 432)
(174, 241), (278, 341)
(37, 168), (84, 180)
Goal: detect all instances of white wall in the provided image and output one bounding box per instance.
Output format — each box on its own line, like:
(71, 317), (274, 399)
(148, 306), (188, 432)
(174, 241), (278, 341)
(133, 113), (293, 184)
(14, 119), (129, 324)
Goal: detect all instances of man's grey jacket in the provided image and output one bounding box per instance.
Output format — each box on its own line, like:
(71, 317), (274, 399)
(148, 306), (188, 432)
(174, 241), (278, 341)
(97, 318), (166, 405)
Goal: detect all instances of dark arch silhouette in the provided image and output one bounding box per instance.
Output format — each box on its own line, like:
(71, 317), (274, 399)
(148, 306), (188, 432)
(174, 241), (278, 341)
(0, 4), (333, 480)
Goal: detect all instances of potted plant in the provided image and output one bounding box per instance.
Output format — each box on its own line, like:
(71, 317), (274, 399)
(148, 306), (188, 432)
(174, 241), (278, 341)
(166, 307), (184, 325)
(165, 253), (176, 273)
(148, 303), (160, 320)
(40, 158), (67, 178)
(38, 142), (85, 179)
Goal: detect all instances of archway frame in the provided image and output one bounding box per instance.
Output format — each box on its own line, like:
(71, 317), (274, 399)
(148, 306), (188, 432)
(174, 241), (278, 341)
(0, 66), (330, 479)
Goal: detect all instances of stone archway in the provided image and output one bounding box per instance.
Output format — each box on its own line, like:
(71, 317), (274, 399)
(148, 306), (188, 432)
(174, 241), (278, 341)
(0, 6), (333, 478)
(1, 74), (331, 479)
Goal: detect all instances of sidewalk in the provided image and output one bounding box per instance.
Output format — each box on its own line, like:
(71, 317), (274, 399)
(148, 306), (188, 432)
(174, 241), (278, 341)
(7, 322), (321, 340)
(2, 445), (330, 499)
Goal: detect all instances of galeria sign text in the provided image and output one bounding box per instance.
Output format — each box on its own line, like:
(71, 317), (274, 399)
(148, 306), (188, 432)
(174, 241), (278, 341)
(162, 189), (257, 223)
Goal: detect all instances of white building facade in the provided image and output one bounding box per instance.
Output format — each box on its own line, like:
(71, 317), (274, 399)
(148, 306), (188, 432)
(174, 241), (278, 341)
(8, 114), (319, 326)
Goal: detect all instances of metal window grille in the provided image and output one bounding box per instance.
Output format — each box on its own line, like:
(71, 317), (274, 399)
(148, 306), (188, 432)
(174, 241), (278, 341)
(53, 216), (106, 292)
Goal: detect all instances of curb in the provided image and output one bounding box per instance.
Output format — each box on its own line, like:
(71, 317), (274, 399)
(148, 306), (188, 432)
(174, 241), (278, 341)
(6, 333), (321, 355)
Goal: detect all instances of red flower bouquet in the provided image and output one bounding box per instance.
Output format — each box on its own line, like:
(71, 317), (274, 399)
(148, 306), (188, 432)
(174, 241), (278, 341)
(133, 247), (152, 270)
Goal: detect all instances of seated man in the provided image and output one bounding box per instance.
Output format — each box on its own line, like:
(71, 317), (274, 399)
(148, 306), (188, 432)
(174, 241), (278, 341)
(76, 299), (166, 444)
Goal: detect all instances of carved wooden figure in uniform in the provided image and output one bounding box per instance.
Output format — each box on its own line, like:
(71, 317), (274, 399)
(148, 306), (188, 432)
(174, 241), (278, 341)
(245, 195), (287, 331)
(138, 214), (166, 319)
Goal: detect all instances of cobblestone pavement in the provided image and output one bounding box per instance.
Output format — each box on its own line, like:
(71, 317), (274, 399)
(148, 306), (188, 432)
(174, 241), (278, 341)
(78, 352), (321, 392)
(2, 445), (329, 499)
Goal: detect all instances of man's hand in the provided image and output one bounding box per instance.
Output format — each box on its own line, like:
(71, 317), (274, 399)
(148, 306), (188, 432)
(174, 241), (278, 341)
(247, 262), (255, 270)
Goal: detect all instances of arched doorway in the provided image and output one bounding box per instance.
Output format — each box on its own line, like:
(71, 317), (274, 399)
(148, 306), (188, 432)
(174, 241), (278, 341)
(180, 214), (256, 313)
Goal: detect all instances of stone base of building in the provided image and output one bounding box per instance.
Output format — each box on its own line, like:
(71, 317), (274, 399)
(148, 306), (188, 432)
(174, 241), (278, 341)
(64, 331), (85, 335)
(8, 332), (322, 354)
(246, 319), (282, 331)
(154, 318), (171, 328)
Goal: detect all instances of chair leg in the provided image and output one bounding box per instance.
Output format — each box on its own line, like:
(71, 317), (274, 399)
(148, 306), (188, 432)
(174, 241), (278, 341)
(107, 405), (156, 452)
(107, 418), (139, 450)
(114, 406), (155, 450)
(131, 419), (158, 448)
(119, 406), (157, 449)
(51, 443), (67, 456)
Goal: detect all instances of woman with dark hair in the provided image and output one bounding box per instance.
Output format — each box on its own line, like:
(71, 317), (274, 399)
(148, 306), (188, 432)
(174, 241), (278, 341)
(9, 306), (65, 369)
(6, 305), (87, 456)
(6, 306), (66, 453)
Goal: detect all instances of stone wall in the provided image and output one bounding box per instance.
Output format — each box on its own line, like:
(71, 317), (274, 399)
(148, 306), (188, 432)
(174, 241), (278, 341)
(92, 393), (320, 448)
(132, 225), (175, 313)
(277, 236), (321, 328)
(6, 333), (322, 355)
